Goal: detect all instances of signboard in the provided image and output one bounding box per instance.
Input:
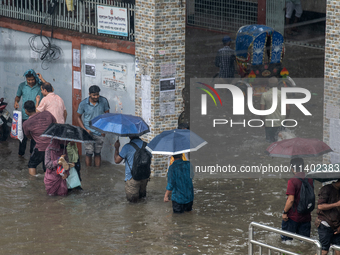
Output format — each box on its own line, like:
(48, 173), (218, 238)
(97, 5), (128, 36)
(85, 63), (96, 77)
(160, 78), (176, 91)
(102, 61), (127, 91)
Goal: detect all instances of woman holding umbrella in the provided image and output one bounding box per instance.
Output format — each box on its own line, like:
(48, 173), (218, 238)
(44, 139), (73, 196)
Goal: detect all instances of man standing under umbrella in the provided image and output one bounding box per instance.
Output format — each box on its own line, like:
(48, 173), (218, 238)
(281, 158), (314, 241)
(22, 100), (56, 176)
(114, 136), (151, 203)
(316, 179), (340, 255)
(164, 154), (194, 213)
(76, 85), (110, 167)
(260, 77), (290, 143)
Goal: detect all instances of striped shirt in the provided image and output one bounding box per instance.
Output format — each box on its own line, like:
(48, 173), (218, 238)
(215, 46), (236, 78)
(23, 111), (56, 151)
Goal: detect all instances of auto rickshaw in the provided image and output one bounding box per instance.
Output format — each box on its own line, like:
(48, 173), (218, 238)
(234, 24), (296, 96)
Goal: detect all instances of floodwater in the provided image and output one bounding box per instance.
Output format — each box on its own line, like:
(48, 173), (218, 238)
(0, 25), (327, 254)
(0, 138), (324, 255)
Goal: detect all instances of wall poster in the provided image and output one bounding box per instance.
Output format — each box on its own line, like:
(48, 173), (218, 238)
(102, 61), (127, 91)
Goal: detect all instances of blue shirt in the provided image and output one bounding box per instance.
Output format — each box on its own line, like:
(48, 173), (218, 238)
(119, 138), (144, 181)
(77, 96), (110, 136)
(166, 159), (194, 204)
(16, 81), (43, 120)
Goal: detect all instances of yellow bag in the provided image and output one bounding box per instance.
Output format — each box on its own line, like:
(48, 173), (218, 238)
(66, 0), (74, 12)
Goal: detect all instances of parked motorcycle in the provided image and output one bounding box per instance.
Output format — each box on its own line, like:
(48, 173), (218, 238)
(0, 98), (11, 141)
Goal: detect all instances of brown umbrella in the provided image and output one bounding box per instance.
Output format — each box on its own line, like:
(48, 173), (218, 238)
(265, 138), (332, 158)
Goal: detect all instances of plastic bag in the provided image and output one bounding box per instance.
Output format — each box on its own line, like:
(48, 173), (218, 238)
(10, 110), (23, 142)
(66, 167), (81, 189)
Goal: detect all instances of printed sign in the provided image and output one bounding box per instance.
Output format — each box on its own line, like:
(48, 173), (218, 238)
(97, 5), (128, 36)
(102, 61), (127, 91)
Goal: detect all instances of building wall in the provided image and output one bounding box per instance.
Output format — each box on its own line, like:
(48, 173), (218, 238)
(135, 0), (186, 177)
(323, 0), (340, 163)
(0, 28), (72, 124)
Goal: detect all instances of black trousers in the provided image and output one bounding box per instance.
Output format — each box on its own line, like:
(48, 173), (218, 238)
(18, 119), (36, 156)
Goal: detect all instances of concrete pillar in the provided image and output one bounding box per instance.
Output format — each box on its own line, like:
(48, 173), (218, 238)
(323, 0), (340, 163)
(135, 0), (186, 177)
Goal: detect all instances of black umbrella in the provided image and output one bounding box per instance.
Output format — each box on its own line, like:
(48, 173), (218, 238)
(41, 123), (94, 143)
(306, 164), (340, 182)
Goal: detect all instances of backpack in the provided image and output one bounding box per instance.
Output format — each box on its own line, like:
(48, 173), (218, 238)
(126, 141), (152, 181)
(296, 178), (315, 214)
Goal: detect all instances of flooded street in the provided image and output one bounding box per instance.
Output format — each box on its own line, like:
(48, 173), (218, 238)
(0, 138), (324, 254)
(0, 26), (327, 255)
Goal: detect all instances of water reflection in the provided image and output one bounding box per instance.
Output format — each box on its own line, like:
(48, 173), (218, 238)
(0, 139), (323, 254)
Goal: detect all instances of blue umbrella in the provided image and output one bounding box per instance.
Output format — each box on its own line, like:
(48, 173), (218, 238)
(146, 129), (207, 155)
(89, 113), (150, 137)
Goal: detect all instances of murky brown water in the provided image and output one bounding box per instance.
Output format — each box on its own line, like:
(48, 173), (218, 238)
(0, 138), (324, 255)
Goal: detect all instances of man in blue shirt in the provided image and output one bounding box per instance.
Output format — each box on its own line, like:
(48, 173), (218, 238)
(114, 136), (150, 202)
(14, 69), (45, 156)
(76, 85), (110, 167)
(164, 154), (194, 213)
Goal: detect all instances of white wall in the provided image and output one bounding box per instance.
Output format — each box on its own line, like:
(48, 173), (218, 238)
(0, 28), (72, 123)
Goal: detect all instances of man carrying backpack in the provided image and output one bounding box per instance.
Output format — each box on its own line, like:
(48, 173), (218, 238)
(281, 157), (314, 241)
(114, 136), (152, 203)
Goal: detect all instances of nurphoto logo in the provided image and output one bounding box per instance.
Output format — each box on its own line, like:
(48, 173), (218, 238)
(199, 84), (312, 128)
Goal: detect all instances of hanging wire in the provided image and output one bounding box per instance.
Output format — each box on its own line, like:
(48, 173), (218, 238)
(28, 2), (62, 70)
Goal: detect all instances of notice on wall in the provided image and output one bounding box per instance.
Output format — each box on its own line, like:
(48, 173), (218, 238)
(330, 118), (340, 152)
(73, 71), (81, 90)
(85, 63), (96, 77)
(141, 75), (151, 125)
(160, 62), (176, 77)
(160, 102), (175, 116)
(73, 49), (80, 67)
(97, 5), (128, 37)
(160, 78), (175, 91)
(160, 78), (176, 102)
(102, 61), (127, 91)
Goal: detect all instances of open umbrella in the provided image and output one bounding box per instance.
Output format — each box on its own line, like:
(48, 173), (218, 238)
(265, 138), (332, 158)
(146, 129), (207, 155)
(306, 164), (340, 182)
(41, 123), (94, 143)
(90, 113), (149, 137)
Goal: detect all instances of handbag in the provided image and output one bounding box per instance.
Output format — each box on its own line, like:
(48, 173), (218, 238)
(66, 167), (81, 189)
(10, 110), (23, 142)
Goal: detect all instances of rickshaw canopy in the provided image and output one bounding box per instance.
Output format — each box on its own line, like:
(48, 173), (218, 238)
(236, 24), (284, 65)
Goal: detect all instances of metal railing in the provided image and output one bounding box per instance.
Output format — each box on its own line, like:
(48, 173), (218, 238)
(330, 245), (340, 255)
(249, 222), (322, 255)
(186, 0), (258, 32)
(0, 0), (135, 41)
